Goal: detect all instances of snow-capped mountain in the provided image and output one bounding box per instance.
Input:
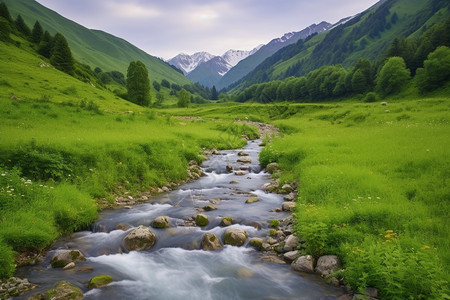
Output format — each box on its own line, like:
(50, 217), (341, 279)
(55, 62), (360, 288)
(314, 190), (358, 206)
(167, 52), (215, 75)
(186, 45), (262, 86)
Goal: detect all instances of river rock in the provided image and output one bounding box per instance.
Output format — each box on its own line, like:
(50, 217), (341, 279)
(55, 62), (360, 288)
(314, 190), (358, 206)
(226, 165), (233, 172)
(195, 214), (209, 226)
(245, 196), (260, 204)
(283, 250), (300, 262)
(201, 232), (223, 251)
(282, 202), (296, 212)
(291, 255), (315, 273)
(123, 225), (156, 251)
(63, 262), (75, 270)
(114, 223), (131, 231)
(45, 281), (83, 300)
(260, 256), (286, 264)
(283, 192), (296, 201)
(283, 234), (299, 251)
(51, 250), (86, 268)
(236, 268), (254, 278)
(234, 171), (246, 176)
(315, 255), (340, 277)
(237, 156), (252, 163)
(202, 204), (217, 211)
(237, 151), (249, 156)
(220, 216), (233, 226)
(152, 216), (170, 228)
(249, 237), (263, 250)
(224, 228), (247, 246)
(88, 275), (113, 289)
(266, 162), (279, 174)
(281, 184), (294, 193)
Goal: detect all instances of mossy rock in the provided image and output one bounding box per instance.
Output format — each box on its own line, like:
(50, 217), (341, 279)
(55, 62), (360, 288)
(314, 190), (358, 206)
(152, 216), (170, 228)
(220, 216), (233, 227)
(195, 214), (209, 226)
(50, 250), (86, 268)
(224, 228), (247, 246)
(45, 281), (83, 300)
(89, 275), (114, 289)
(245, 197), (260, 204)
(249, 237), (263, 250)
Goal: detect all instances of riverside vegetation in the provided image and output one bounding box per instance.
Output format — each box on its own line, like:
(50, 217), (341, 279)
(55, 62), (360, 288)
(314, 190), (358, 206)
(1, 2), (449, 299)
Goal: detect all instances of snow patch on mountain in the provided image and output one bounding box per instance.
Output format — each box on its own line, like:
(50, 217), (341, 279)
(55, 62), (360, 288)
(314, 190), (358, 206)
(167, 52), (215, 74)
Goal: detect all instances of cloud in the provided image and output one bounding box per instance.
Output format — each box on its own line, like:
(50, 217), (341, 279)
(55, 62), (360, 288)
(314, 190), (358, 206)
(35, 0), (380, 59)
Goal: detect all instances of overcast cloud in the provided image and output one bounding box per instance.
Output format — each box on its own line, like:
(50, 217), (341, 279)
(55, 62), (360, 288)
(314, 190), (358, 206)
(35, 0), (380, 59)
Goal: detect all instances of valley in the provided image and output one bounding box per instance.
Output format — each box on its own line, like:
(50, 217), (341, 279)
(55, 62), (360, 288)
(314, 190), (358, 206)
(0, 0), (449, 299)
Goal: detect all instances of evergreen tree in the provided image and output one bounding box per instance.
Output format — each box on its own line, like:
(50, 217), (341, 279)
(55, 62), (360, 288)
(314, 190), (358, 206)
(0, 18), (11, 42)
(50, 33), (74, 75)
(15, 15), (30, 37)
(152, 80), (161, 92)
(38, 30), (53, 58)
(177, 89), (190, 108)
(126, 61), (151, 106)
(211, 85), (218, 100)
(31, 20), (43, 44)
(0, 2), (13, 24)
(376, 57), (410, 97)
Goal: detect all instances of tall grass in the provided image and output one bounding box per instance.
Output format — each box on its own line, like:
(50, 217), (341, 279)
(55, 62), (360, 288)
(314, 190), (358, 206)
(260, 99), (449, 299)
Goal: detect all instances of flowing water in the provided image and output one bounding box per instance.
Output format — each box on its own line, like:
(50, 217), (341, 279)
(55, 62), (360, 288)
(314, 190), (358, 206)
(16, 140), (344, 299)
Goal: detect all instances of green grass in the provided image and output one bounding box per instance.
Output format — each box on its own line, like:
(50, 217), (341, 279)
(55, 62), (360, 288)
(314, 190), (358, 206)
(0, 38), (257, 279)
(259, 99), (449, 299)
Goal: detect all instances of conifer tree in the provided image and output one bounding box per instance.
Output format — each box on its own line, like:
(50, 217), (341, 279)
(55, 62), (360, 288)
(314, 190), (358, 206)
(15, 15), (30, 37)
(126, 61), (151, 106)
(31, 21), (43, 44)
(50, 33), (74, 75)
(0, 2), (13, 24)
(211, 85), (218, 100)
(38, 30), (53, 58)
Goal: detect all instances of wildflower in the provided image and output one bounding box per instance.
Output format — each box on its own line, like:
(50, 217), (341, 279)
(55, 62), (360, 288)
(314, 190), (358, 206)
(368, 196), (372, 199)
(421, 245), (430, 250)
(1, 174), (5, 176)
(385, 230), (394, 233)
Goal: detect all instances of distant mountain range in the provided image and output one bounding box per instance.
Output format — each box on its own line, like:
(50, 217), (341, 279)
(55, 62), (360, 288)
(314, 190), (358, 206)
(168, 22), (331, 88)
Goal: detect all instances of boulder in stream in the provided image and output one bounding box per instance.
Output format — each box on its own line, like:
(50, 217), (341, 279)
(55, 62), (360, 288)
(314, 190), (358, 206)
(220, 216), (233, 226)
(114, 223), (131, 231)
(266, 162), (279, 174)
(282, 202), (296, 212)
(152, 216), (170, 228)
(123, 225), (156, 251)
(51, 250), (86, 268)
(201, 232), (223, 251)
(245, 196), (260, 204)
(195, 214), (209, 226)
(45, 281), (83, 300)
(89, 275), (114, 289)
(224, 228), (248, 246)
(249, 237), (263, 250)
(283, 234), (299, 251)
(237, 156), (252, 163)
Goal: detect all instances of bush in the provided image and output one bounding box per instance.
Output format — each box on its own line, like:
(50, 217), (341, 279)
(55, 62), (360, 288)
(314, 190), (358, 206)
(363, 92), (378, 103)
(0, 240), (15, 279)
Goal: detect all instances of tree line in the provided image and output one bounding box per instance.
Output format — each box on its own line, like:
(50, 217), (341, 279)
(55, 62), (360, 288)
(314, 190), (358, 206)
(234, 18), (450, 103)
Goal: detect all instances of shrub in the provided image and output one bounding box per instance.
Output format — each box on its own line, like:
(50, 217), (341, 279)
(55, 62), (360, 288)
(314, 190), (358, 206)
(0, 240), (15, 279)
(363, 92), (378, 103)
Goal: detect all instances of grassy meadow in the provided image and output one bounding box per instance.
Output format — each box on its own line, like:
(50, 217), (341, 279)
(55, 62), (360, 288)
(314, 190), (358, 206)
(258, 99), (450, 299)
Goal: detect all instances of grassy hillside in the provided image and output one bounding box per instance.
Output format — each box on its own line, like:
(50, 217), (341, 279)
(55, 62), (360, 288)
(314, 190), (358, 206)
(233, 0), (450, 92)
(0, 36), (257, 278)
(3, 0), (190, 85)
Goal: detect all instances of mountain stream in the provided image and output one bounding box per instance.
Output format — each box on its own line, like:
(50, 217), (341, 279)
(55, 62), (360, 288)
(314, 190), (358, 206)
(16, 140), (344, 299)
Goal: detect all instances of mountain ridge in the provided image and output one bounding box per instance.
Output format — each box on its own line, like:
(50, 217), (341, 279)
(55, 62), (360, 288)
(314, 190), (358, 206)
(3, 0), (190, 85)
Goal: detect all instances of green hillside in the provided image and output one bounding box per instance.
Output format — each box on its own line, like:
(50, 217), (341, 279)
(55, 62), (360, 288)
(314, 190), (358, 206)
(3, 0), (190, 85)
(233, 0), (450, 92)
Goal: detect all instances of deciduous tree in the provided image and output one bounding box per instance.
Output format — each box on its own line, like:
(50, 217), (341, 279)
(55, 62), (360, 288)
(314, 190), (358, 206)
(126, 61), (151, 106)
(376, 57), (410, 97)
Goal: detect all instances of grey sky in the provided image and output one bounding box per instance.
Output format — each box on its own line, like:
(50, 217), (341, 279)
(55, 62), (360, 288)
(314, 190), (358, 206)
(35, 0), (380, 59)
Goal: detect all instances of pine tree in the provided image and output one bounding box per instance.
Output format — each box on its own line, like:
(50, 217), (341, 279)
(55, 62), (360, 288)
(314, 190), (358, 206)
(50, 33), (74, 75)
(126, 61), (151, 106)
(31, 21), (43, 44)
(0, 2), (13, 24)
(15, 15), (30, 37)
(211, 85), (218, 100)
(38, 30), (53, 58)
